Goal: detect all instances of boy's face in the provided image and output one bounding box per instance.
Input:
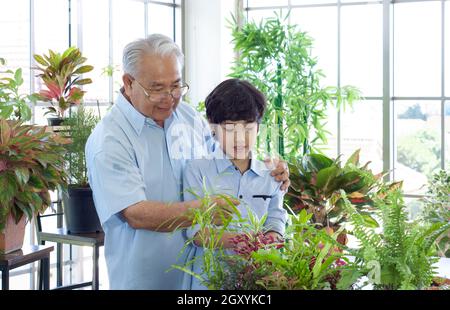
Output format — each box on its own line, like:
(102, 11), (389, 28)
(212, 121), (258, 160)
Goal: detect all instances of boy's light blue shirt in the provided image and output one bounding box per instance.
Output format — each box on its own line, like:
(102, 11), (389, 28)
(181, 147), (288, 290)
(85, 91), (210, 289)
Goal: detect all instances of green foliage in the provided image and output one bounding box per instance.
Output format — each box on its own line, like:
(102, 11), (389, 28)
(0, 119), (69, 231)
(33, 47), (93, 118)
(62, 105), (100, 186)
(0, 58), (35, 121)
(421, 170), (450, 257)
(228, 12), (361, 159)
(398, 104), (427, 121)
(287, 149), (383, 228)
(342, 188), (450, 290)
(397, 128), (440, 178)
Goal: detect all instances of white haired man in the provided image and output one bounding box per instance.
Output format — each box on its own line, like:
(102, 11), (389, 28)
(85, 34), (290, 289)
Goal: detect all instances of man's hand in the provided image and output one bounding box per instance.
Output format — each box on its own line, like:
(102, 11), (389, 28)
(265, 158), (290, 191)
(210, 195), (240, 226)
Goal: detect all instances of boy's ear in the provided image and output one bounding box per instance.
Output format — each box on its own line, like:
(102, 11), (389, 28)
(209, 123), (217, 138)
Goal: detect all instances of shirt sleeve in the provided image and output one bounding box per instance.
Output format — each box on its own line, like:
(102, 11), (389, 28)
(263, 184), (288, 236)
(87, 141), (147, 225)
(182, 160), (204, 243)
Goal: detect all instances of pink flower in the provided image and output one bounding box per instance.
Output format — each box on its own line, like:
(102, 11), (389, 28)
(0, 159), (7, 172)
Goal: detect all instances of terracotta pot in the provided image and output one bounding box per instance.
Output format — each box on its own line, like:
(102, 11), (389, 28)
(0, 214), (27, 254)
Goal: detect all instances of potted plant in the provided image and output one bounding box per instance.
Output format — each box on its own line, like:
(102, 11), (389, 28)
(286, 149), (383, 245)
(33, 47), (93, 126)
(61, 104), (101, 233)
(421, 170), (450, 257)
(341, 188), (450, 290)
(0, 119), (68, 253)
(229, 12), (361, 158)
(0, 57), (35, 121)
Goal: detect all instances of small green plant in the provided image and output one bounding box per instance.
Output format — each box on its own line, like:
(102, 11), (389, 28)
(342, 188), (450, 290)
(33, 47), (93, 118)
(62, 105), (99, 186)
(0, 119), (69, 231)
(0, 57), (35, 121)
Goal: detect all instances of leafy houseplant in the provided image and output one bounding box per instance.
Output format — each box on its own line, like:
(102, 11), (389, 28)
(61, 105), (102, 233)
(0, 119), (68, 253)
(229, 12), (361, 159)
(33, 47), (93, 125)
(421, 170), (450, 257)
(286, 149), (383, 236)
(342, 188), (450, 290)
(0, 57), (35, 121)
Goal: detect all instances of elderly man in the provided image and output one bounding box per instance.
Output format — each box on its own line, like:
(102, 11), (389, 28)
(85, 34), (289, 289)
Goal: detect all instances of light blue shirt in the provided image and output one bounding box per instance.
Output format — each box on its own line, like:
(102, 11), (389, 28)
(85, 91), (211, 289)
(181, 147), (288, 290)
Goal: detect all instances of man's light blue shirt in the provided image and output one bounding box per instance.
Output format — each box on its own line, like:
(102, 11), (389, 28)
(181, 147), (288, 290)
(85, 91), (210, 289)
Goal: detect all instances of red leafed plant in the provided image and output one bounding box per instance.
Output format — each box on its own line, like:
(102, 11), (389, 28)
(32, 47), (93, 118)
(0, 119), (69, 231)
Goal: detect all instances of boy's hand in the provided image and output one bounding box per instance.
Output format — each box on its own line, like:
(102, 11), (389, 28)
(265, 158), (290, 191)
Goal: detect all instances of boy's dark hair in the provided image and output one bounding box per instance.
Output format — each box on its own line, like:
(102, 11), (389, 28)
(205, 78), (266, 124)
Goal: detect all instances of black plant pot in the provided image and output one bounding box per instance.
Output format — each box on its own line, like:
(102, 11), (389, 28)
(47, 117), (65, 126)
(62, 186), (103, 234)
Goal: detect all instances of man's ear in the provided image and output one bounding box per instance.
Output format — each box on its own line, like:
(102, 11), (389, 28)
(122, 74), (133, 95)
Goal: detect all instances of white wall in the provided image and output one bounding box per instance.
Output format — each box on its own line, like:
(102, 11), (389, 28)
(184, 0), (236, 106)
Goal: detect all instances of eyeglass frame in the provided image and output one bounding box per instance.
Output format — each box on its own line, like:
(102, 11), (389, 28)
(131, 77), (189, 102)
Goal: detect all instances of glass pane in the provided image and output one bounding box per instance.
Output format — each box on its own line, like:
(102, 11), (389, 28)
(112, 0), (145, 95)
(341, 100), (383, 173)
(290, 0), (337, 4)
(175, 6), (182, 47)
(290, 6), (338, 87)
(81, 0), (109, 104)
(395, 101), (441, 195)
(341, 4), (382, 97)
(341, 0), (380, 3)
(247, 8), (287, 24)
(446, 5), (450, 97)
(148, 3), (174, 39)
(404, 197), (423, 221)
(393, 2), (441, 97)
(247, 0), (288, 8)
(34, 0), (69, 54)
(0, 0), (30, 94)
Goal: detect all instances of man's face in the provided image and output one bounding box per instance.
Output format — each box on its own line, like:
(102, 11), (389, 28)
(123, 53), (182, 126)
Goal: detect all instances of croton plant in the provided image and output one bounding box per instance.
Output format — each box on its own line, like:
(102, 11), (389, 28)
(286, 149), (389, 231)
(33, 47), (93, 118)
(0, 119), (69, 231)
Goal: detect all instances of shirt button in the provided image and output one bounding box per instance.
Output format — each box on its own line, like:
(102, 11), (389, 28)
(239, 195), (243, 199)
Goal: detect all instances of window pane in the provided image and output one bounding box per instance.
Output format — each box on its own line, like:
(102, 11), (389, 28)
(34, 0), (69, 54)
(247, 8), (287, 24)
(446, 4), (450, 97)
(175, 6), (182, 47)
(341, 4), (382, 97)
(247, 0), (288, 8)
(148, 3), (174, 39)
(395, 101), (441, 195)
(290, 0), (337, 4)
(341, 100), (383, 173)
(81, 0), (109, 104)
(112, 0), (145, 94)
(393, 2), (441, 97)
(0, 0), (30, 94)
(290, 6), (337, 87)
(341, 0), (380, 3)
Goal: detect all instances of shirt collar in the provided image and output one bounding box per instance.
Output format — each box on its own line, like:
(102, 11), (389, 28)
(211, 144), (266, 177)
(116, 91), (146, 135)
(116, 90), (179, 135)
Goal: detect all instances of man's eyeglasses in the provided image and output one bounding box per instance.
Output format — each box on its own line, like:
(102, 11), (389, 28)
(133, 78), (189, 102)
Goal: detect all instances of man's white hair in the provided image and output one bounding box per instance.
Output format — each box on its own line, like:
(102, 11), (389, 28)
(122, 34), (184, 77)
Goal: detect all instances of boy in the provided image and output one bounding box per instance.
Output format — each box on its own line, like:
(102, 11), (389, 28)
(181, 78), (287, 289)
